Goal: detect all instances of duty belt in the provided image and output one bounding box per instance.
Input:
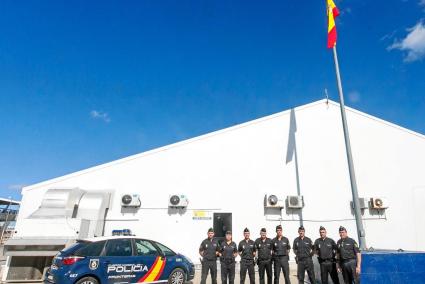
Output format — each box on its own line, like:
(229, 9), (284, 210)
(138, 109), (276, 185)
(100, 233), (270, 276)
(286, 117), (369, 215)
(319, 258), (335, 263)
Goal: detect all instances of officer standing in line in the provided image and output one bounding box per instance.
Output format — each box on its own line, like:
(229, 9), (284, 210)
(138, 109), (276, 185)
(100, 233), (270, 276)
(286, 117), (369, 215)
(314, 226), (340, 284)
(199, 228), (219, 284)
(336, 226), (361, 284)
(219, 231), (238, 284)
(238, 228), (256, 284)
(254, 228), (273, 284)
(293, 226), (316, 284)
(271, 225), (291, 284)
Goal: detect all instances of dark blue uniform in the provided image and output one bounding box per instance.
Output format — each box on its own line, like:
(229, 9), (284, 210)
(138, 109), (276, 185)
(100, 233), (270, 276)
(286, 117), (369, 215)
(293, 236), (316, 284)
(337, 237), (360, 284)
(314, 237), (340, 284)
(272, 236), (291, 284)
(255, 237), (273, 284)
(238, 239), (256, 284)
(199, 237), (219, 284)
(219, 240), (237, 284)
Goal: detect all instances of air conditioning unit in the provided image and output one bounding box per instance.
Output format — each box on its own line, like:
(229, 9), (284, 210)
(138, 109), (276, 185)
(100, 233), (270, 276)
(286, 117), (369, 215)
(370, 197), (389, 209)
(121, 194), (141, 207)
(286, 195), (304, 209)
(169, 194), (189, 208)
(350, 198), (368, 210)
(264, 194), (284, 208)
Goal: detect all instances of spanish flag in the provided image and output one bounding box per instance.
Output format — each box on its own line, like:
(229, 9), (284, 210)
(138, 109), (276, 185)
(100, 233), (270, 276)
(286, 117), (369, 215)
(327, 0), (340, 48)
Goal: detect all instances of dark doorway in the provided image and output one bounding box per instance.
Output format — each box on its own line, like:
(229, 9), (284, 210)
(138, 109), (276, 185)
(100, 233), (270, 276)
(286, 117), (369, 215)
(213, 213), (232, 243)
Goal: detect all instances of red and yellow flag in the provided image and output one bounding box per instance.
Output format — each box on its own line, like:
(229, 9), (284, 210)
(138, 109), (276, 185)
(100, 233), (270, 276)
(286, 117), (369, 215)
(327, 0), (340, 48)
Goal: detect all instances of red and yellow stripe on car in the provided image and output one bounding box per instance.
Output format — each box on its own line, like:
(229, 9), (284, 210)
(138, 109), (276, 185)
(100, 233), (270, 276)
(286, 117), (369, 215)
(137, 256), (166, 282)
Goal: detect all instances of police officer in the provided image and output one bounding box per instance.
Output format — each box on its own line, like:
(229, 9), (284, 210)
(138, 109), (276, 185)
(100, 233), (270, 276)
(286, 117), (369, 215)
(238, 228), (256, 284)
(336, 226), (361, 284)
(219, 231), (238, 284)
(272, 225), (291, 284)
(199, 228), (219, 284)
(254, 228), (273, 284)
(314, 226), (340, 284)
(293, 226), (316, 284)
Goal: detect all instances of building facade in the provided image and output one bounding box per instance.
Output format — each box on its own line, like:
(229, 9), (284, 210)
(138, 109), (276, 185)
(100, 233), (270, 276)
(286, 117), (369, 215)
(3, 99), (425, 281)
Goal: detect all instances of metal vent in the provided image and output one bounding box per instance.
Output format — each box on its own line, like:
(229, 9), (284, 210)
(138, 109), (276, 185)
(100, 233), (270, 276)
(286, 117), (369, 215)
(286, 195), (303, 209)
(121, 195), (132, 205)
(289, 196), (299, 206)
(268, 195), (278, 206)
(169, 195), (180, 206)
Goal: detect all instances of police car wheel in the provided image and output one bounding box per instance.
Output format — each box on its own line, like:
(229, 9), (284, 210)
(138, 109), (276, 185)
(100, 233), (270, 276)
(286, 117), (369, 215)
(168, 268), (185, 284)
(75, 276), (99, 284)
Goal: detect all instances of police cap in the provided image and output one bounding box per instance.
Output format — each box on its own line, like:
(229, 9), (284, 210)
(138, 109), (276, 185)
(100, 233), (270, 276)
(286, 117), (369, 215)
(339, 226), (347, 232)
(208, 227), (214, 233)
(225, 230), (232, 235)
(319, 226), (326, 231)
(243, 227), (250, 233)
(260, 228), (266, 233)
(276, 225), (282, 231)
(298, 226), (305, 231)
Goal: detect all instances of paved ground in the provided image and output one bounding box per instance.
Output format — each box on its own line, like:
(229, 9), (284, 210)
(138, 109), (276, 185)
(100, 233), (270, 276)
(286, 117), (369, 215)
(191, 264), (300, 283)
(0, 256), (344, 283)
(191, 261), (345, 284)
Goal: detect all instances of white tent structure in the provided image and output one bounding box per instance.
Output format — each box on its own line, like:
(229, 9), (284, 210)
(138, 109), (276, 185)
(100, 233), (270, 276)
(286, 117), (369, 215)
(3, 99), (425, 281)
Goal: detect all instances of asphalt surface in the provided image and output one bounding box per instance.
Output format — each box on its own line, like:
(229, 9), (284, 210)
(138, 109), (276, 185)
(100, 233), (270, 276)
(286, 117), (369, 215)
(191, 265), (300, 283)
(0, 258), (344, 283)
(191, 260), (345, 284)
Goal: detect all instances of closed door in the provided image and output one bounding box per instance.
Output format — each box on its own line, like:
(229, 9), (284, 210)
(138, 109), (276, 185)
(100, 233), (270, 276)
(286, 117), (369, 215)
(214, 213), (232, 243)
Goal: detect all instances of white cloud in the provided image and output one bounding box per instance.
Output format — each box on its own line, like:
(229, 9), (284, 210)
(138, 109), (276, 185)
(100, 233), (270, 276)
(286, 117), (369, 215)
(347, 91), (361, 103)
(90, 110), (111, 123)
(388, 21), (425, 62)
(8, 184), (27, 190)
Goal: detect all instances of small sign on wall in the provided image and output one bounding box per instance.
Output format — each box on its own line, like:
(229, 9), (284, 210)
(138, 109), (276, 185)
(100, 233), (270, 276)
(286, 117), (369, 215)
(192, 210), (212, 220)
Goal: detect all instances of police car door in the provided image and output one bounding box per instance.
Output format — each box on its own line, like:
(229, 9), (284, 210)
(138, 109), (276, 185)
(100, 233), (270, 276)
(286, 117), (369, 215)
(102, 238), (137, 284)
(132, 239), (164, 282)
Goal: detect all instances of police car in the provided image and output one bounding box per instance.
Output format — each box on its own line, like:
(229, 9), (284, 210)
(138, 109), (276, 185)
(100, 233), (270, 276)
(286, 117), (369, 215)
(44, 236), (195, 284)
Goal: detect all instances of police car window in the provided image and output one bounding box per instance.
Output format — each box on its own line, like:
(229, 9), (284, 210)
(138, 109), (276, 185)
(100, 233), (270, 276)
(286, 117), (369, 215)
(105, 239), (133, 257)
(74, 241), (106, 257)
(135, 240), (158, 256)
(155, 242), (175, 257)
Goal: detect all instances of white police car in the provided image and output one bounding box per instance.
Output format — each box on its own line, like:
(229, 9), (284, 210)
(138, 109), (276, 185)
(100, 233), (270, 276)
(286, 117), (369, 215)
(44, 236), (195, 284)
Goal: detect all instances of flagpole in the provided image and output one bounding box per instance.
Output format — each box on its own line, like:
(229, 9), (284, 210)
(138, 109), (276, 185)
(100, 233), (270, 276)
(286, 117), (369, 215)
(332, 45), (367, 250)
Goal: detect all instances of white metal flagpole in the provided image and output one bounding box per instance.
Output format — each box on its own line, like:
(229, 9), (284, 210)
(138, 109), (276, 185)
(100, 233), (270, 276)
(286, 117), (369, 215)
(332, 45), (367, 250)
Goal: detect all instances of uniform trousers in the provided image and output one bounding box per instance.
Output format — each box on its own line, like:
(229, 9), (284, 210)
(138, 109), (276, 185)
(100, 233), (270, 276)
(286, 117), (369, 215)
(200, 259), (217, 284)
(240, 259), (255, 284)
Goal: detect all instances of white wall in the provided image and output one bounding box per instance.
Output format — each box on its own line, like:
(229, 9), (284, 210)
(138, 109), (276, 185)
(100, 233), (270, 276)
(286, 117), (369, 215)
(16, 100), (425, 262)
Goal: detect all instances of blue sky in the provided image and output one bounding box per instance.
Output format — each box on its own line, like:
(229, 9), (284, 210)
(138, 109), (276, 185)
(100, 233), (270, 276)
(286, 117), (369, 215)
(1, 0), (424, 200)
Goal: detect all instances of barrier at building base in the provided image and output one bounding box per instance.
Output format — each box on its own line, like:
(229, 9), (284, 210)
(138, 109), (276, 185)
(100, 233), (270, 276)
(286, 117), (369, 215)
(361, 250), (425, 283)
